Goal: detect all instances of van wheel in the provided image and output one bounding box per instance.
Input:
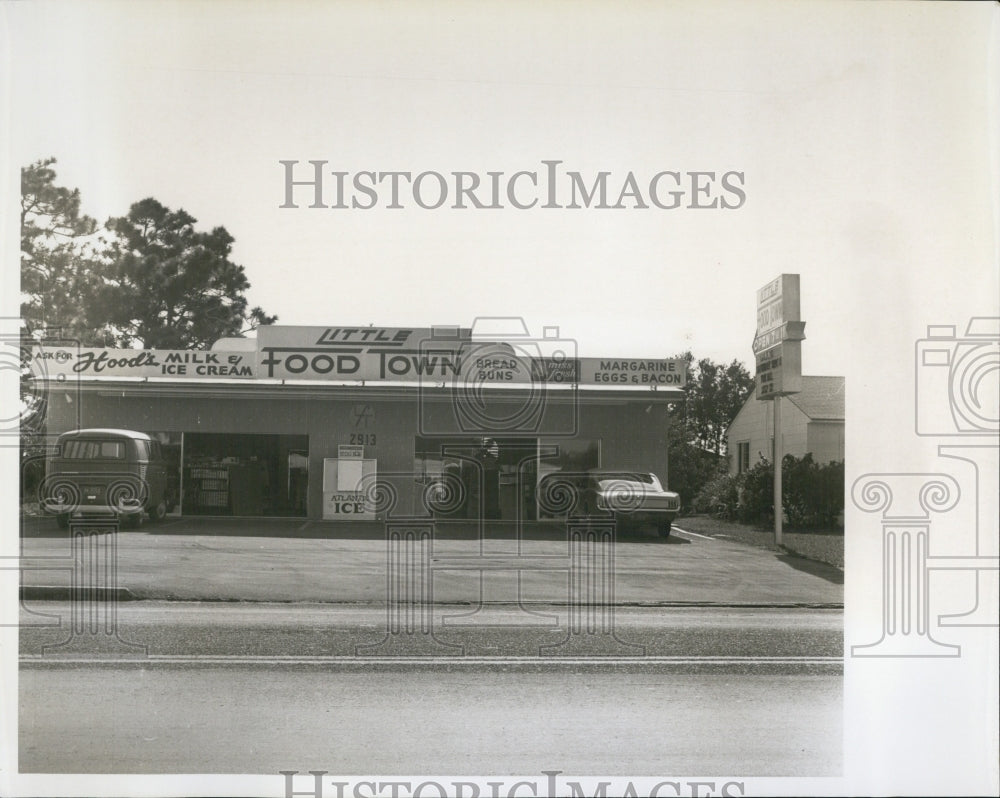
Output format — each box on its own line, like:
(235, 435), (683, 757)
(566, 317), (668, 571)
(658, 521), (672, 539)
(120, 512), (142, 529)
(56, 514), (70, 530)
(149, 501), (167, 523)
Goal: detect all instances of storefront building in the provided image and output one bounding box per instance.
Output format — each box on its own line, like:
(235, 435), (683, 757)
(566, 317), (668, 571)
(34, 325), (686, 522)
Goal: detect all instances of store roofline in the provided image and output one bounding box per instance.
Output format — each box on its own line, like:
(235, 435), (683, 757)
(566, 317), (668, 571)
(40, 377), (685, 403)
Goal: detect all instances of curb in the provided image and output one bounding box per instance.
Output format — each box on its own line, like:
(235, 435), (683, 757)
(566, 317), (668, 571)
(20, 586), (138, 602)
(19, 655), (845, 675)
(17, 592), (842, 609)
(778, 545), (845, 572)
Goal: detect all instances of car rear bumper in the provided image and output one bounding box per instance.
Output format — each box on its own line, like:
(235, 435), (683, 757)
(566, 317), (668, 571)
(614, 510), (678, 522)
(45, 504), (144, 516)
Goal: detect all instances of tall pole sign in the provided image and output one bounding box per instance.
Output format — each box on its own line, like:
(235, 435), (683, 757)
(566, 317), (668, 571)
(753, 274), (806, 545)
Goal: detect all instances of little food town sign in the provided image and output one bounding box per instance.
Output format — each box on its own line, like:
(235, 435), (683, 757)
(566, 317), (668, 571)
(257, 325), (687, 386)
(31, 325), (687, 389)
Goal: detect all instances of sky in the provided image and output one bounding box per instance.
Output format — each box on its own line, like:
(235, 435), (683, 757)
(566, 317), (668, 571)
(1, 2), (999, 795)
(6, 0), (993, 375)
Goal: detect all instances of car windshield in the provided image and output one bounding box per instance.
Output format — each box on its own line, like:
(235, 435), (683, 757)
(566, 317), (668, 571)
(60, 439), (126, 460)
(595, 473), (661, 489)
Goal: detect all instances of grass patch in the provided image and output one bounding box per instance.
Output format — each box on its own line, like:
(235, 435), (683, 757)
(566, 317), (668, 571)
(678, 514), (844, 570)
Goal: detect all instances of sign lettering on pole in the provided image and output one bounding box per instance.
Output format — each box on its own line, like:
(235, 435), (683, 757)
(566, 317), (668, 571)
(755, 340), (804, 399)
(752, 273), (807, 548)
(753, 275), (805, 399)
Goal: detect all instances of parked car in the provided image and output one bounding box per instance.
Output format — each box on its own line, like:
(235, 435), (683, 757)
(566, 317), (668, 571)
(582, 470), (680, 538)
(42, 428), (175, 529)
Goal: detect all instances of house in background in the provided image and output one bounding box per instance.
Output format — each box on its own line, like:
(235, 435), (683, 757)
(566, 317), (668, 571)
(725, 376), (845, 475)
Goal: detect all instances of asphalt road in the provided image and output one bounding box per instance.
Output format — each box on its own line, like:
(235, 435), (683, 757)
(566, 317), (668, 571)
(19, 601), (843, 659)
(20, 664), (841, 776)
(16, 521), (845, 779)
(18, 602), (843, 776)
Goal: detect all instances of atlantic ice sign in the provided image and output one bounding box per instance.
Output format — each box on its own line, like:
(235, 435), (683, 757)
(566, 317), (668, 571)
(31, 347), (256, 378)
(753, 274), (805, 399)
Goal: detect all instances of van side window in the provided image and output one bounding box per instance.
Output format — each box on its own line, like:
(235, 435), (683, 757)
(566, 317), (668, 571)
(103, 441), (125, 459)
(149, 441), (161, 460)
(63, 440), (126, 460)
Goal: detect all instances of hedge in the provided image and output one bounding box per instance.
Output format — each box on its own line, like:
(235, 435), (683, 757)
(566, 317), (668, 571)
(692, 453), (844, 529)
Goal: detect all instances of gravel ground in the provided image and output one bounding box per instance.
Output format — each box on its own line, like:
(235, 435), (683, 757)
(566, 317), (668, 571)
(678, 514), (844, 570)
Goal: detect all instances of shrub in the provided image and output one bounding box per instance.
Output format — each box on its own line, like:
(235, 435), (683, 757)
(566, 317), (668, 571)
(692, 454), (844, 529)
(782, 454), (844, 528)
(692, 471), (742, 518)
(738, 461), (773, 525)
(667, 442), (728, 515)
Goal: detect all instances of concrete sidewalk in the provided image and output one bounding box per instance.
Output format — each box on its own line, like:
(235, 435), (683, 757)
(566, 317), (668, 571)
(17, 515), (843, 605)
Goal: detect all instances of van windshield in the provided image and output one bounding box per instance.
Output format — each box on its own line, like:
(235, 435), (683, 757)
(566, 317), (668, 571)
(61, 440), (126, 460)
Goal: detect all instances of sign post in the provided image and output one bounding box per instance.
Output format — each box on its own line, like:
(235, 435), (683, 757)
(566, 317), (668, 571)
(753, 274), (805, 546)
(773, 395), (782, 544)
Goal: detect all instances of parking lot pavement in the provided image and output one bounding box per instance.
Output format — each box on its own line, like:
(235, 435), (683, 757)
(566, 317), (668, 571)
(17, 515), (843, 606)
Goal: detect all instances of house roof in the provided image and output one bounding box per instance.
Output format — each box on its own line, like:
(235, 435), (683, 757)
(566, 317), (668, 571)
(784, 376), (845, 420)
(725, 375), (845, 438)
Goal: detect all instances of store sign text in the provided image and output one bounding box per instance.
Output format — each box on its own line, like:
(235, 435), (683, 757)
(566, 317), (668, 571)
(261, 350), (687, 387)
(753, 274), (804, 399)
(579, 358), (687, 386)
(32, 348), (256, 378)
(258, 325), (467, 351)
(325, 492), (376, 519)
(260, 350), (463, 380)
(755, 344), (783, 399)
(32, 339), (688, 390)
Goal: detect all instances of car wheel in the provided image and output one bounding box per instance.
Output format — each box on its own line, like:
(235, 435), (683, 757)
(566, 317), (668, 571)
(149, 501), (167, 523)
(56, 513), (70, 530)
(658, 521), (672, 539)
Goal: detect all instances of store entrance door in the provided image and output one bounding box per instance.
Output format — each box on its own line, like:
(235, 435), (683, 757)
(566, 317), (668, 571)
(536, 439), (601, 519)
(415, 436), (538, 521)
(488, 437), (539, 521)
(183, 433), (309, 516)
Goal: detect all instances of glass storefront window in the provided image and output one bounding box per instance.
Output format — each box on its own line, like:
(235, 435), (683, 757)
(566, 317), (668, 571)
(536, 438), (600, 518)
